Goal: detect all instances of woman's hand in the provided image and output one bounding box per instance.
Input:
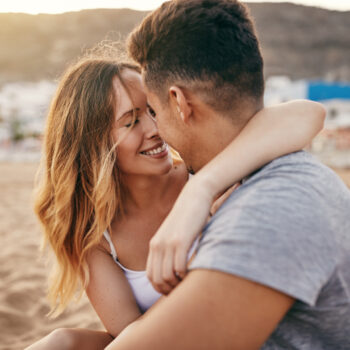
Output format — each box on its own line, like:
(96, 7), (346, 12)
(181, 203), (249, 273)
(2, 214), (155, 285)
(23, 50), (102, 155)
(147, 176), (239, 295)
(146, 176), (216, 294)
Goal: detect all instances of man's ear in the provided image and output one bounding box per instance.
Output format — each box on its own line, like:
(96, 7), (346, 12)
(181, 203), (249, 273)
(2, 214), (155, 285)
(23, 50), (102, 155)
(168, 86), (192, 124)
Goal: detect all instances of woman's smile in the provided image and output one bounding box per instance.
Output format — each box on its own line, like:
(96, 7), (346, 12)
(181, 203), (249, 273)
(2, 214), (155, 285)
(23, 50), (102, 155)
(140, 142), (169, 159)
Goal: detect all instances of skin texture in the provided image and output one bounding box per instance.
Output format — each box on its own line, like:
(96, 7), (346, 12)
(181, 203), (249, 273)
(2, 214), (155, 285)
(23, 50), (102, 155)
(25, 329), (113, 350)
(106, 269), (295, 350)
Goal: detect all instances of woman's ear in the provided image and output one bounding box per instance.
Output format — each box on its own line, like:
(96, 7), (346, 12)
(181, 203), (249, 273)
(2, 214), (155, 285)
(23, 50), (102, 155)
(169, 86), (192, 124)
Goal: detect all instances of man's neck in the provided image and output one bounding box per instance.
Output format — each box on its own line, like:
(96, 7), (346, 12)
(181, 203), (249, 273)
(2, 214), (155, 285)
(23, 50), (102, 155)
(193, 107), (258, 171)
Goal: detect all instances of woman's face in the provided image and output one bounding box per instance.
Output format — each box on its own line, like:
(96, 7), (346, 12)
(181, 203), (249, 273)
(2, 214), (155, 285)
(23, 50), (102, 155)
(111, 69), (173, 177)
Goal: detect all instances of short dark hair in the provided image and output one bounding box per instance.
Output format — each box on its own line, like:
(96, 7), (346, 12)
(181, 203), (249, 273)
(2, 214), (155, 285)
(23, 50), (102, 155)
(128, 0), (264, 116)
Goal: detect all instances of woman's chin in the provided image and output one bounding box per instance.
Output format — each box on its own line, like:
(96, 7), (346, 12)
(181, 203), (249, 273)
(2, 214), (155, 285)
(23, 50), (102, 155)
(121, 159), (173, 177)
(152, 160), (173, 176)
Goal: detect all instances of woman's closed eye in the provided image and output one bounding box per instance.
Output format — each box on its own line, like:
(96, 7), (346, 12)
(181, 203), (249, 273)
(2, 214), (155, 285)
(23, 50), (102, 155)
(124, 118), (139, 128)
(123, 109), (140, 128)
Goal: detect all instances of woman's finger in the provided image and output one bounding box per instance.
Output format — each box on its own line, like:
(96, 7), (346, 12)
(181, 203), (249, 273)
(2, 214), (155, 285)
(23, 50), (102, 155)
(150, 247), (172, 294)
(146, 247), (154, 283)
(162, 247), (180, 292)
(150, 249), (162, 292)
(174, 245), (188, 281)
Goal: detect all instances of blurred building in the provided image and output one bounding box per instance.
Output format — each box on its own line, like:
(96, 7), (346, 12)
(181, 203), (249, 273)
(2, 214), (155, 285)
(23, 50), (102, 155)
(0, 80), (56, 161)
(0, 77), (349, 164)
(265, 77), (350, 168)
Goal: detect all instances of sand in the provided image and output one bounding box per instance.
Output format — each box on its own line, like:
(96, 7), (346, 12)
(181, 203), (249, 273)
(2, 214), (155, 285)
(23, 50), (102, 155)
(0, 162), (349, 350)
(0, 163), (102, 350)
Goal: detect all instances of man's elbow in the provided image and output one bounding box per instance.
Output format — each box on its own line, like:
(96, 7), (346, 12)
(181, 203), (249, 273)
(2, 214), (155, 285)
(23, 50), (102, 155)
(308, 101), (326, 132)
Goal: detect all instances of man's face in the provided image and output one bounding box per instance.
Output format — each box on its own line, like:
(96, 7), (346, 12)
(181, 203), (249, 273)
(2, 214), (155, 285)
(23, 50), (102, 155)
(142, 78), (195, 172)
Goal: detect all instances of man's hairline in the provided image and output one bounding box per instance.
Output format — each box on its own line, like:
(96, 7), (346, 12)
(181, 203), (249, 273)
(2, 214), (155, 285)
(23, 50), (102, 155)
(140, 67), (264, 122)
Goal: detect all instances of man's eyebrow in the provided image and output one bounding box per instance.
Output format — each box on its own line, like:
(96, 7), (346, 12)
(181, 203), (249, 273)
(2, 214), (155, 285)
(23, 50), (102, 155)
(117, 108), (140, 120)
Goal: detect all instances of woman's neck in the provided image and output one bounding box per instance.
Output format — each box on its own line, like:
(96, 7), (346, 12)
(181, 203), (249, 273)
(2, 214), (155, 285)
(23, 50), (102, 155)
(121, 163), (188, 216)
(109, 163), (188, 238)
(123, 172), (170, 212)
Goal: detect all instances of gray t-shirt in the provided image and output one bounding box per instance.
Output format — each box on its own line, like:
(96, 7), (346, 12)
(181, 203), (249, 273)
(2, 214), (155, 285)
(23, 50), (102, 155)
(189, 151), (350, 349)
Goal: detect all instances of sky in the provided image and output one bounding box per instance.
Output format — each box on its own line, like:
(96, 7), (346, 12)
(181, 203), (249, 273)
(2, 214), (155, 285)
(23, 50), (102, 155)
(0, 0), (349, 14)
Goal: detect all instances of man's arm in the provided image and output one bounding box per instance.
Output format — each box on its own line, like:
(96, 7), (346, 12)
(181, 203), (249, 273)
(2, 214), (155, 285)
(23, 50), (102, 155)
(105, 269), (294, 350)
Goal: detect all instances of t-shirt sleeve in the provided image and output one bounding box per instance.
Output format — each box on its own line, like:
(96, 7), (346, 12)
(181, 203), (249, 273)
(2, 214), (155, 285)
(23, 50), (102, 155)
(189, 157), (339, 306)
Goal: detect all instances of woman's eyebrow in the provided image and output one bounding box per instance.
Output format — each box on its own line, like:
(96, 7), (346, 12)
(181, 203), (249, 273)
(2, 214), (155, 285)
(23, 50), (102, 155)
(117, 108), (140, 120)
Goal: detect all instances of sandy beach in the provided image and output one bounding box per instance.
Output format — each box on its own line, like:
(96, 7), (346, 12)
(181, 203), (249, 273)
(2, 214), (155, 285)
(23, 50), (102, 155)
(1, 161), (349, 350)
(0, 163), (102, 350)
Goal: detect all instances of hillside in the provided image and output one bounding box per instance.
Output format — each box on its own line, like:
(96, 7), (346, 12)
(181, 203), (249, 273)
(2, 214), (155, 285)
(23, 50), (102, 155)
(0, 3), (349, 84)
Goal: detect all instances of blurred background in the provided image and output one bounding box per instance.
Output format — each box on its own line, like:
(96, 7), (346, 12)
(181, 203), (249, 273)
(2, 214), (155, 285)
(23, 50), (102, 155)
(0, 1), (349, 349)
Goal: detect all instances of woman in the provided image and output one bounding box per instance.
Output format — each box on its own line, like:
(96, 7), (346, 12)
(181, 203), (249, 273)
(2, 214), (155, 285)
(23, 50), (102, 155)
(26, 54), (325, 350)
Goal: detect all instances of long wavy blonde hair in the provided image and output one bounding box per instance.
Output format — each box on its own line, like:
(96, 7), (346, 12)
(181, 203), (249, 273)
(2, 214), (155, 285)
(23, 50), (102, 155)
(34, 54), (144, 316)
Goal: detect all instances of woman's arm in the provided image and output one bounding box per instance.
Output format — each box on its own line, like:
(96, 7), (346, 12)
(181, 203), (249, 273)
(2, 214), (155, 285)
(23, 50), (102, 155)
(24, 246), (141, 350)
(85, 246), (142, 338)
(146, 100), (326, 294)
(198, 99), (325, 199)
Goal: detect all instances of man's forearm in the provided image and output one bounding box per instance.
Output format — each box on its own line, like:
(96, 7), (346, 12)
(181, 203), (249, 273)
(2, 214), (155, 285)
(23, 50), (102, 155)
(105, 269), (293, 350)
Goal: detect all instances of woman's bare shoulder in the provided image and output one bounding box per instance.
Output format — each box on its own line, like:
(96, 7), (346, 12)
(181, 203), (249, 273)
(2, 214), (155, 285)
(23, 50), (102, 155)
(86, 237), (113, 266)
(85, 239), (141, 337)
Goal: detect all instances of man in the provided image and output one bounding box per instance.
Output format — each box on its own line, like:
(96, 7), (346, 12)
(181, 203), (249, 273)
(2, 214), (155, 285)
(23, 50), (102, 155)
(106, 0), (350, 349)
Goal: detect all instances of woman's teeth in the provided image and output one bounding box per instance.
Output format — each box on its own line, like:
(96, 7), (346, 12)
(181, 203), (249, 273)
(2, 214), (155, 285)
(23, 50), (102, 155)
(141, 143), (167, 155)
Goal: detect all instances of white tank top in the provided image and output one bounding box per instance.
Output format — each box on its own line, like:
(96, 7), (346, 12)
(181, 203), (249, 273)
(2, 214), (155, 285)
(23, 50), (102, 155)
(103, 230), (199, 313)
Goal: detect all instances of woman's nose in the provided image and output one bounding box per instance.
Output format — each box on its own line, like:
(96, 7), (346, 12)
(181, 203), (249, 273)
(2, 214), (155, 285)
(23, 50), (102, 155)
(143, 112), (159, 139)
